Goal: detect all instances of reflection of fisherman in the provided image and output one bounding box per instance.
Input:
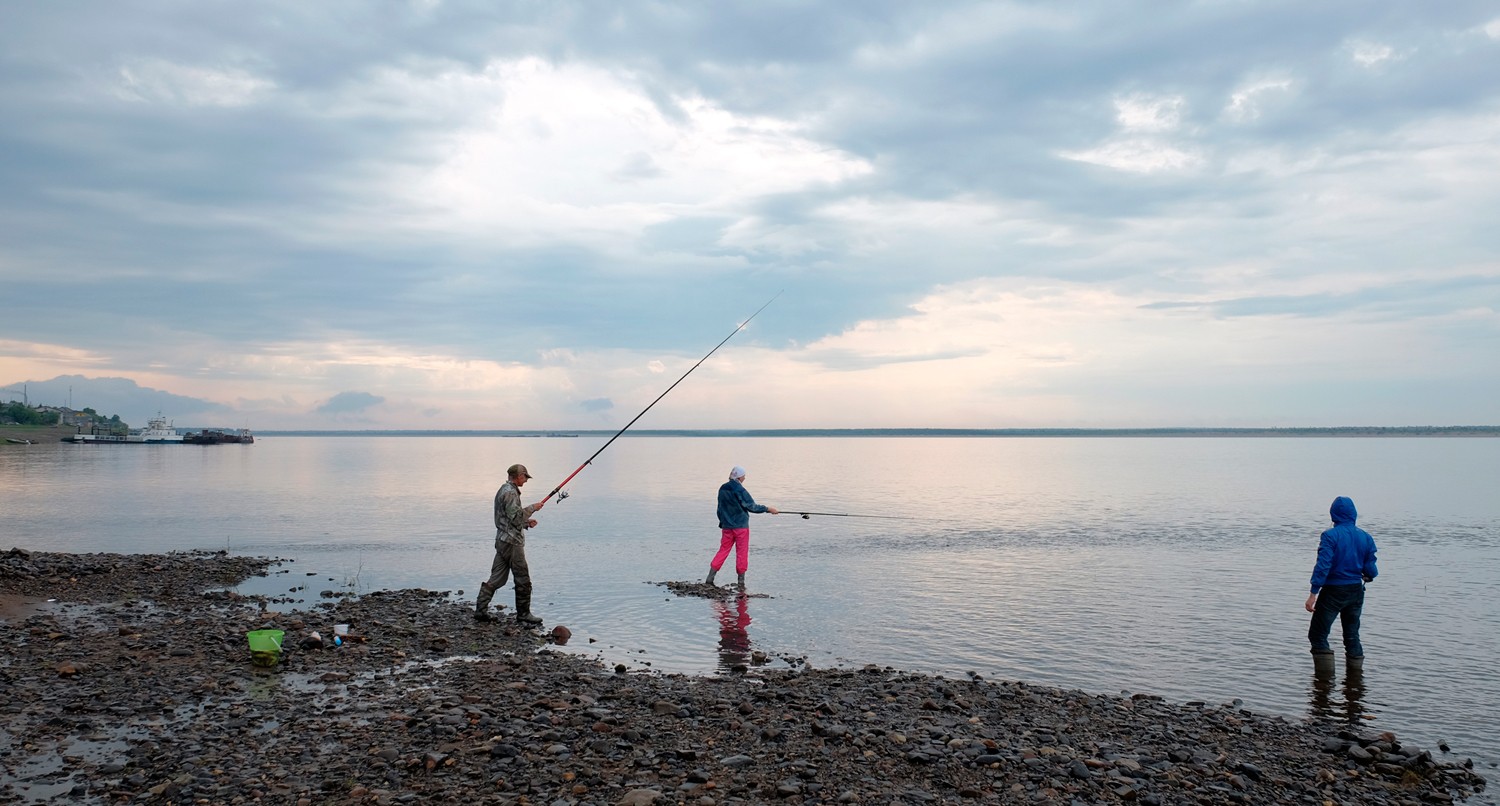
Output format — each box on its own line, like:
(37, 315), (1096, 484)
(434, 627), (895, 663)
(475, 464), (546, 625)
(705, 465), (778, 588)
(1309, 664), (1369, 724)
(713, 595), (752, 673)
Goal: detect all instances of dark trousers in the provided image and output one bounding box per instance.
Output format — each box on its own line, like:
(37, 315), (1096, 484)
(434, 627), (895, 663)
(476, 538), (531, 612)
(1308, 583), (1365, 656)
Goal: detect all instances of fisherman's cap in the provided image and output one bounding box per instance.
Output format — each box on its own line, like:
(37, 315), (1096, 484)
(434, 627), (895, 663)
(729, 465), (747, 480)
(508, 463), (533, 479)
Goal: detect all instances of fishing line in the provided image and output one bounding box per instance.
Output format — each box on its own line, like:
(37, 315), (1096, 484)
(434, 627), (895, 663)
(540, 291), (782, 505)
(785, 510), (919, 521)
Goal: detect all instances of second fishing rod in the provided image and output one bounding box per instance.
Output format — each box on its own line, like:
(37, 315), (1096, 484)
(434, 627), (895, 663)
(539, 292), (782, 506)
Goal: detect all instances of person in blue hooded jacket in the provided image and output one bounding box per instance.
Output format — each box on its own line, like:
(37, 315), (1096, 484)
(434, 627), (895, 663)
(705, 465), (779, 589)
(1304, 495), (1379, 672)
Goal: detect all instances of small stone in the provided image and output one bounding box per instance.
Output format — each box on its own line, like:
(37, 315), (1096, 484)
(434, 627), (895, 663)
(617, 789), (662, 806)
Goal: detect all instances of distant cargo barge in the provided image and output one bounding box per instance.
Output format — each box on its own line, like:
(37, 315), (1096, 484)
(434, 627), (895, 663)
(183, 428), (255, 445)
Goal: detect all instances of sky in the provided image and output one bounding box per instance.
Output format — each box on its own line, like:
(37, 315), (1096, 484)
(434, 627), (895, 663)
(2, 1), (1498, 430)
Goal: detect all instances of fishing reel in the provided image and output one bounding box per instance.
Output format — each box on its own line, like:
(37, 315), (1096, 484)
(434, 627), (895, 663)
(801, 513), (810, 519)
(557, 491), (570, 502)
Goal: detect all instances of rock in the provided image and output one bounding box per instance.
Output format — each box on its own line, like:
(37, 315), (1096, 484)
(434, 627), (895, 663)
(551, 624), (571, 644)
(617, 789), (662, 805)
(1, 549), (1489, 806)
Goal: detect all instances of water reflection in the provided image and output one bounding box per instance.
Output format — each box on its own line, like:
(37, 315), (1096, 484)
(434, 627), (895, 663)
(1308, 666), (1370, 725)
(713, 594), (753, 674)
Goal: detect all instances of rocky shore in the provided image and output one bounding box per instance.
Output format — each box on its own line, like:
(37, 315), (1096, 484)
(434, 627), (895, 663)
(1, 549), (1488, 805)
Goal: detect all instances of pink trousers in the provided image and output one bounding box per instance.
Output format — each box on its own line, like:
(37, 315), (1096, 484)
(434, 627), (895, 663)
(710, 528), (751, 574)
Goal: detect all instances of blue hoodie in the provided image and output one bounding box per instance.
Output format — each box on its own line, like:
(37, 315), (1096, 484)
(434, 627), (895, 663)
(1309, 496), (1379, 594)
(717, 478), (768, 530)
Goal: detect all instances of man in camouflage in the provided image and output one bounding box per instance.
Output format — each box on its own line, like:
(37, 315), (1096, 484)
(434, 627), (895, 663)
(475, 463), (546, 625)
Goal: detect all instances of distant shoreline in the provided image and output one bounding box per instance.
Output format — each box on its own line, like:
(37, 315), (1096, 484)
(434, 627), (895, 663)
(255, 426), (1500, 438)
(11, 423), (1497, 441)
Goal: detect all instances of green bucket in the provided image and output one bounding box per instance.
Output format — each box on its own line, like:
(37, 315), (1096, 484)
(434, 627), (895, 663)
(246, 629), (285, 666)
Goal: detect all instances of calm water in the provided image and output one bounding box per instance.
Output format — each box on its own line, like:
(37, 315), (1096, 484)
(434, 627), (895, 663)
(3, 435), (1498, 789)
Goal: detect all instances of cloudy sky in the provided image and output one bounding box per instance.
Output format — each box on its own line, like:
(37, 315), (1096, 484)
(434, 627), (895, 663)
(2, 2), (1498, 430)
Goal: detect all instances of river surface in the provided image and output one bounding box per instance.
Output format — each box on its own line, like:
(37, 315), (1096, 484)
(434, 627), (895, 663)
(3, 435), (1497, 790)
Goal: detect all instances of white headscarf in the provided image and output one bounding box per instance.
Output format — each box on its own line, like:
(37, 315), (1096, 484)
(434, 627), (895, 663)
(729, 465), (747, 480)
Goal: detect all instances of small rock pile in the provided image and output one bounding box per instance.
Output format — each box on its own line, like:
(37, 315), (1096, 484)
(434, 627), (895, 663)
(655, 580), (773, 600)
(1, 550), (1489, 805)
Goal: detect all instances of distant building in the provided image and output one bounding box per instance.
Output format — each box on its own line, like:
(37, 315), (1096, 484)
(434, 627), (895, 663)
(29, 406), (95, 428)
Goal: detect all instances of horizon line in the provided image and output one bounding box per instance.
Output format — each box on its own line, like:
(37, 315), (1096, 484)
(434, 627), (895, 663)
(250, 425), (1500, 437)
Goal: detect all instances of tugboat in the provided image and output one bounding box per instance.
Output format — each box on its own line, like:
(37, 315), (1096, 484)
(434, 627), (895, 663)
(183, 427), (255, 445)
(66, 413), (183, 444)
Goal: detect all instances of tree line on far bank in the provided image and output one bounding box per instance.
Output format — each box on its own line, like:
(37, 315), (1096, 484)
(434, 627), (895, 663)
(1, 402), (126, 431)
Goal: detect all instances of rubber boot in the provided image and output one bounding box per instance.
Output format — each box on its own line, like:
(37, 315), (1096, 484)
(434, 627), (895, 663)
(1346, 655), (1364, 674)
(514, 589), (543, 625)
(474, 582), (496, 622)
(1312, 650), (1335, 677)
(737, 572), (746, 591)
(705, 567), (717, 586)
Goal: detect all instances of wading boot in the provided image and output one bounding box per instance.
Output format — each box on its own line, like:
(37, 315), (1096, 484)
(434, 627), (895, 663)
(1312, 649), (1335, 678)
(705, 568), (717, 586)
(474, 583), (496, 622)
(1346, 655), (1364, 674)
(514, 589), (543, 626)
(737, 572), (746, 591)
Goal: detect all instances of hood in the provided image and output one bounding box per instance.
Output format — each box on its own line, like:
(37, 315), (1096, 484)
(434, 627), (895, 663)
(1330, 496), (1358, 525)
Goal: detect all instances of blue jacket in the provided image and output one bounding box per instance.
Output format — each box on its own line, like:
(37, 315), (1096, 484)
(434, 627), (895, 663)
(1309, 496), (1379, 593)
(717, 479), (768, 529)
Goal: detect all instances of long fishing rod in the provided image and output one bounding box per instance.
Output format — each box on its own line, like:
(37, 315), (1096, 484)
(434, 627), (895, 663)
(540, 291), (782, 506)
(785, 510), (920, 521)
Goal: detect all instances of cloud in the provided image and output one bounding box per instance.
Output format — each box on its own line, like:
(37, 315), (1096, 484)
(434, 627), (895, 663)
(1222, 78), (1294, 123)
(315, 391), (386, 416)
(114, 58), (274, 107)
(579, 397), (613, 413)
(394, 58), (874, 244)
(2, 2), (1498, 429)
(1115, 94), (1186, 133)
(1347, 40), (1399, 68)
(1057, 93), (1203, 173)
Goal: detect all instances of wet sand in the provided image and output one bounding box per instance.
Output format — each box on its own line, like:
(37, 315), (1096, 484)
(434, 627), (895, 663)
(1, 547), (1487, 805)
(0, 593), (53, 621)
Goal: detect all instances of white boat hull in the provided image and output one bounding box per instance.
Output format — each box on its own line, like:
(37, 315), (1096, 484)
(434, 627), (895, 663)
(67, 414), (183, 444)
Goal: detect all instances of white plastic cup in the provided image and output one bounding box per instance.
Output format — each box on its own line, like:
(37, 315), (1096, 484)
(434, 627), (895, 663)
(334, 624), (349, 637)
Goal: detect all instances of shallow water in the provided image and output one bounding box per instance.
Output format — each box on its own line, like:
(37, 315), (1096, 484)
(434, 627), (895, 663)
(3, 434), (1497, 792)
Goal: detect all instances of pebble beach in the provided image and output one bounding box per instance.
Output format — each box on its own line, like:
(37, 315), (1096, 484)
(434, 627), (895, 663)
(1, 548), (1488, 805)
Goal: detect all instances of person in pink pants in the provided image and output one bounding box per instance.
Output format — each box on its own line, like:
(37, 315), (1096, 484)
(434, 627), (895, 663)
(706, 465), (779, 588)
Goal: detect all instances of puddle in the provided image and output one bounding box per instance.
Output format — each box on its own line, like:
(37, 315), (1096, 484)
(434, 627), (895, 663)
(0, 594), (55, 623)
(207, 560), (364, 611)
